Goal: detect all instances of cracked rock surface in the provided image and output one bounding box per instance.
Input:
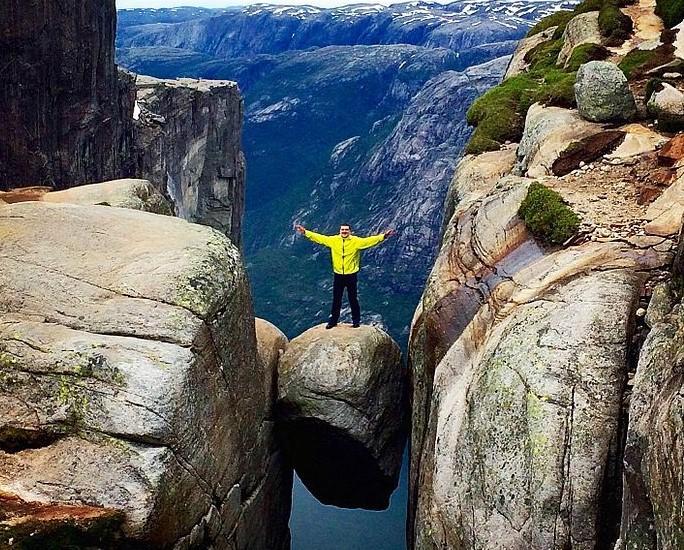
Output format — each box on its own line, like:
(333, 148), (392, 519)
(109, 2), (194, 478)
(617, 280), (684, 548)
(0, 202), (291, 548)
(277, 324), (406, 510)
(409, 170), (671, 548)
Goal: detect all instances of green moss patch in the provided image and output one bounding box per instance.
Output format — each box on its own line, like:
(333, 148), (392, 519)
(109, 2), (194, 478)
(527, 11), (575, 37)
(599, 1), (634, 45)
(465, 44), (578, 154)
(619, 45), (675, 79)
(518, 183), (581, 244)
(656, 0), (684, 28)
(565, 43), (610, 71)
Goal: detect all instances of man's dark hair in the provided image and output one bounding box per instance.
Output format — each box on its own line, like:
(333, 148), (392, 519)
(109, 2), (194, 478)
(340, 223), (351, 229)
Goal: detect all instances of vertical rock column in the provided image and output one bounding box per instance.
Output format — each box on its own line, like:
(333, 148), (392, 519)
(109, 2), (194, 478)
(0, 0), (136, 189)
(135, 75), (246, 248)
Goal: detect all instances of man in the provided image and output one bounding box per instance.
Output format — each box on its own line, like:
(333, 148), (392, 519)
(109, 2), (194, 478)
(295, 223), (396, 329)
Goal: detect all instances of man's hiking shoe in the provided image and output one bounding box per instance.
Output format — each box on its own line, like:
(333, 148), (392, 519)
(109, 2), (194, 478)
(325, 322), (337, 329)
(352, 322), (360, 328)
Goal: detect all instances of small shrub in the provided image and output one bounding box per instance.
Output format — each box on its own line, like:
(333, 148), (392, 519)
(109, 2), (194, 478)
(599, 1), (634, 45)
(464, 133), (501, 155)
(518, 183), (581, 244)
(655, 0), (684, 28)
(564, 43), (610, 71)
(527, 11), (575, 37)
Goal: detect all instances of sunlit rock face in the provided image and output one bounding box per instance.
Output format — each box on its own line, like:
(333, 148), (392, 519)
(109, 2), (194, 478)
(277, 324), (406, 510)
(135, 75), (246, 247)
(0, 202), (291, 548)
(0, 0), (137, 190)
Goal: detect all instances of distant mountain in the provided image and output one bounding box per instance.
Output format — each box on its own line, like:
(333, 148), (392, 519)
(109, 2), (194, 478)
(117, 1), (575, 57)
(116, 0), (575, 343)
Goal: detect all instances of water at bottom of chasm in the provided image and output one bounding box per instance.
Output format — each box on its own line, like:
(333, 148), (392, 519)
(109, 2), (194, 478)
(290, 448), (409, 549)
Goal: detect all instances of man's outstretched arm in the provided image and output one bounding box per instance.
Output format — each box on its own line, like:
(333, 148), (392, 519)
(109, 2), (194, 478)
(356, 229), (396, 249)
(295, 224), (334, 247)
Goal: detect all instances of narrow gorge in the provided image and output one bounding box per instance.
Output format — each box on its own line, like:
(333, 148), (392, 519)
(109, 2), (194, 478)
(1, 0), (684, 549)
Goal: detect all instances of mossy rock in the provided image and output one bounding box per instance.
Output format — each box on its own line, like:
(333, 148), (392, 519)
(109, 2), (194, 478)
(565, 43), (610, 71)
(619, 45), (675, 80)
(518, 183), (581, 244)
(527, 11), (574, 37)
(599, 1), (634, 45)
(524, 39), (563, 71)
(655, 0), (684, 28)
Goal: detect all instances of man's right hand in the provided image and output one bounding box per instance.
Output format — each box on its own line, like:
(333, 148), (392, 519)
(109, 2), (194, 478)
(294, 224), (306, 234)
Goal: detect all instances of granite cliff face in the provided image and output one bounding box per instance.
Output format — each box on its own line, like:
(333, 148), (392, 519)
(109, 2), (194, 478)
(135, 75), (246, 247)
(409, 0), (684, 546)
(0, 202), (291, 548)
(0, 0), (136, 190)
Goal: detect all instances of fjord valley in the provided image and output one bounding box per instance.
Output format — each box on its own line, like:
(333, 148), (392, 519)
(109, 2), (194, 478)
(2, 0), (684, 549)
(116, 0), (575, 343)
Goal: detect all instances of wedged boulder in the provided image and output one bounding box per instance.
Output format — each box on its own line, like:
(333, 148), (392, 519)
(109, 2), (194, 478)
(575, 61), (637, 122)
(256, 318), (288, 416)
(515, 103), (603, 177)
(643, 172), (684, 236)
(277, 324), (405, 510)
(617, 290), (684, 548)
(0, 202), (291, 548)
(558, 12), (602, 66)
(505, 27), (557, 79)
(0, 179), (172, 215)
(647, 82), (684, 130)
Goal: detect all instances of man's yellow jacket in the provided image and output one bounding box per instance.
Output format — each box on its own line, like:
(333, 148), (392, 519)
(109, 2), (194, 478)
(303, 230), (385, 275)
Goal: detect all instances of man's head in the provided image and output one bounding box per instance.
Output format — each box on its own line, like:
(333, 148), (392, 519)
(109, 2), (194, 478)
(339, 224), (351, 238)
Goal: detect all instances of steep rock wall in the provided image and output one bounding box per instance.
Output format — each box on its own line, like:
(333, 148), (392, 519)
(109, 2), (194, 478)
(0, 0), (136, 190)
(135, 75), (246, 247)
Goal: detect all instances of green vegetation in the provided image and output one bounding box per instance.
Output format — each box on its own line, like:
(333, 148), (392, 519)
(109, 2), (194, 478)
(465, 40), (578, 154)
(518, 183), (581, 244)
(655, 0), (684, 28)
(529, 0), (634, 41)
(526, 11), (575, 37)
(565, 43), (610, 71)
(618, 46), (674, 79)
(599, 2), (634, 45)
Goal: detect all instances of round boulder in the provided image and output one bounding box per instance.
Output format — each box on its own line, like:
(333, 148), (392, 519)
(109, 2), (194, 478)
(575, 61), (636, 122)
(647, 82), (684, 131)
(277, 324), (406, 510)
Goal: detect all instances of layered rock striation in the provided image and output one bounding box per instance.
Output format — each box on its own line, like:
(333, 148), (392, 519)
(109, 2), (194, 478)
(0, 202), (290, 548)
(409, 1), (684, 543)
(277, 324), (406, 510)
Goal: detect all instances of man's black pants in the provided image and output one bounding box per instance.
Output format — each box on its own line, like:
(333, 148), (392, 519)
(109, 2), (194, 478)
(329, 273), (360, 325)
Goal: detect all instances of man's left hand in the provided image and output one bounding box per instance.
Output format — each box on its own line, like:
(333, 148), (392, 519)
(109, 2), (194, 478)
(383, 229), (397, 238)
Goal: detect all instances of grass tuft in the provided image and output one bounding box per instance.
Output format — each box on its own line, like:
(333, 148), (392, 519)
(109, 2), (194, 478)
(518, 183), (581, 244)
